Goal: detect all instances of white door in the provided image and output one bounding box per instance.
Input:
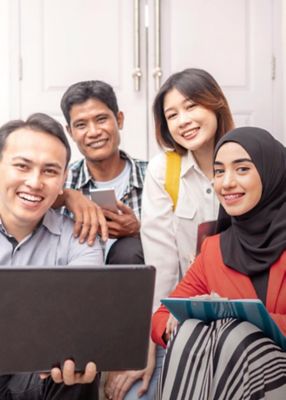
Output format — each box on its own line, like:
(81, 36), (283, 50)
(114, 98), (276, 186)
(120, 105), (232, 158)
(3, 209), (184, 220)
(147, 0), (278, 156)
(17, 0), (148, 160)
(15, 0), (279, 160)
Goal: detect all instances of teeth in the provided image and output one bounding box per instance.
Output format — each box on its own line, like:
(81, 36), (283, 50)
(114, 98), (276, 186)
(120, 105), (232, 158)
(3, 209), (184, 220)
(89, 140), (107, 148)
(183, 128), (199, 137)
(224, 194), (241, 200)
(18, 193), (42, 202)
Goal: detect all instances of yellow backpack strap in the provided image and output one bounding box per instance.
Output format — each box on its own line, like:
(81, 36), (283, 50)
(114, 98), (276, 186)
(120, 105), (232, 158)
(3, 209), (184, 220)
(165, 151), (182, 210)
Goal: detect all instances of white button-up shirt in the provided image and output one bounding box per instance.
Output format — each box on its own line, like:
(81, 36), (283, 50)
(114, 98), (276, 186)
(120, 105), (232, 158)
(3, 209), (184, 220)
(141, 150), (219, 309)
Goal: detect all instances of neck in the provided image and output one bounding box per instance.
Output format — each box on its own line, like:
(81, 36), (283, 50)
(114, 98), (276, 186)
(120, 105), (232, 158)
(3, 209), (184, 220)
(192, 142), (215, 181)
(86, 153), (126, 182)
(0, 214), (37, 242)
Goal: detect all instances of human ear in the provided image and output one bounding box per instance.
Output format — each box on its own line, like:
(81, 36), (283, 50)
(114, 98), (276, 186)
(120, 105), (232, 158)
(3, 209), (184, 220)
(117, 111), (124, 129)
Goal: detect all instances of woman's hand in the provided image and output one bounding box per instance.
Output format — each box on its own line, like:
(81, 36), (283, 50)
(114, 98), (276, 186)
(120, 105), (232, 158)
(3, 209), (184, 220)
(164, 314), (178, 342)
(104, 339), (156, 400)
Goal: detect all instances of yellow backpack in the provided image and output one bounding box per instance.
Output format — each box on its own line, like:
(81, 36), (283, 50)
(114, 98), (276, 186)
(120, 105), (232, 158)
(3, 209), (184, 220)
(165, 151), (181, 210)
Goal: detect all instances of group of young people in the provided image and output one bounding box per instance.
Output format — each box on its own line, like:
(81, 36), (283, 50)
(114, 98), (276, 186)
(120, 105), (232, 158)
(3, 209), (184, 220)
(0, 67), (285, 400)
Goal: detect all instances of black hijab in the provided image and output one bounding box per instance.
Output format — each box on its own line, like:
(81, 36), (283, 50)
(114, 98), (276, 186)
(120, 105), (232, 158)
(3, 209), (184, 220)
(214, 127), (286, 280)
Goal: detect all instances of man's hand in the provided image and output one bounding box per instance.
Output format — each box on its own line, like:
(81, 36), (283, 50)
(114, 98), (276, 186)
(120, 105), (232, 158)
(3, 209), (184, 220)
(40, 359), (97, 385)
(102, 201), (140, 239)
(104, 340), (156, 400)
(54, 189), (108, 244)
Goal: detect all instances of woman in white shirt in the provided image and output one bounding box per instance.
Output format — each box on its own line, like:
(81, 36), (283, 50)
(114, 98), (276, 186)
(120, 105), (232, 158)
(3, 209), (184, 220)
(142, 68), (234, 309)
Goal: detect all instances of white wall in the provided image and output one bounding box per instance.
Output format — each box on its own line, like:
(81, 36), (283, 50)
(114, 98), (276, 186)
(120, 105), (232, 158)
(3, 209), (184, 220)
(0, 0), (11, 124)
(0, 1), (285, 144)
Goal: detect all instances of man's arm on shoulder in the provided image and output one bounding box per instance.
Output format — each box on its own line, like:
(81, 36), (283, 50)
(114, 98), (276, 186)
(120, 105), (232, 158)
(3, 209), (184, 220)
(60, 215), (104, 266)
(53, 189), (108, 244)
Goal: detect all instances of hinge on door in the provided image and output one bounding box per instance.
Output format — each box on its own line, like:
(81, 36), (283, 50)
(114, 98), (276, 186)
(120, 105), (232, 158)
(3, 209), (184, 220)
(272, 55), (276, 80)
(19, 57), (23, 81)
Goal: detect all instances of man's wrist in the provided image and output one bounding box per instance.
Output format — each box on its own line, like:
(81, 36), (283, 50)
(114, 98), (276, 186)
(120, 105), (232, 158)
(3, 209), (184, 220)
(52, 189), (67, 208)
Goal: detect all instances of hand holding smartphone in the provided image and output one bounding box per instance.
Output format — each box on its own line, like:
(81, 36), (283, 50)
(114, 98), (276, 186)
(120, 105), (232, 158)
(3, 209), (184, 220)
(90, 189), (118, 212)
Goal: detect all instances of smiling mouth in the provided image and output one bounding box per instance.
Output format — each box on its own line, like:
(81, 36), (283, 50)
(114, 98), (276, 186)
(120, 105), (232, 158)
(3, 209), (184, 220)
(88, 139), (108, 148)
(18, 193), (43, 204)
(182, 127), (199, 139)
(223, 193), (244, 203)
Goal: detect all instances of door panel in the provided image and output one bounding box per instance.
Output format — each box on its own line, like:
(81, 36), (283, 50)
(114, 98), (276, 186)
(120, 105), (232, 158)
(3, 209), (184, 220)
(18, 0), (277, 160)
(19, 0), (148, 160)
(148, 0), (275, 157)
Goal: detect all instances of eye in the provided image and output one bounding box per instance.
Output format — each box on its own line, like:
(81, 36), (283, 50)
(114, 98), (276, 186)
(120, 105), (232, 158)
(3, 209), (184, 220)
(213, 168), (224, 176)
(14, 163), (28, 171)
(165, 113), (177, 120)
(186, 102), (196, 110)
(237, 166), (250, 174)
(97, 116), (107, 123)
(74, 122), (86, 129)
(44, 168), (59, 176)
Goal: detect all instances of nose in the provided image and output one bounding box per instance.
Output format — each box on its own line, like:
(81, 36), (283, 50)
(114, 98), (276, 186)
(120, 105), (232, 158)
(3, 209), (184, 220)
(221, 171), (236, 189)
(25, 170), (43, 190)
(178, 111), (191, 127)
(87, 122), (101, 137)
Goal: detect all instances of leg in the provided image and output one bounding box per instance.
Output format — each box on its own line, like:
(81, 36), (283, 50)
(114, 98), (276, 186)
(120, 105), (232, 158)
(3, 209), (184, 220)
(106, 236), (144, 265)
(158, 319), (286, 400)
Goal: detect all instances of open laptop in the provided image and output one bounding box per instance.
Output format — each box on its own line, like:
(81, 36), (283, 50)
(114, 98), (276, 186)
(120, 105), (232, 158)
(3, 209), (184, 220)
(0, 265), (155, 374)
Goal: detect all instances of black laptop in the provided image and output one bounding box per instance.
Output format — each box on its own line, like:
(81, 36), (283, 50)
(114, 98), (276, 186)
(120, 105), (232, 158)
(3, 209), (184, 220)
(0, 265), (155, 373)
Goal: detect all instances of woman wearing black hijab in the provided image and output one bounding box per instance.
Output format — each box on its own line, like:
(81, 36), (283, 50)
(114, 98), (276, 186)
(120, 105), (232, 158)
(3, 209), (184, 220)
(152, 127), (286, 399)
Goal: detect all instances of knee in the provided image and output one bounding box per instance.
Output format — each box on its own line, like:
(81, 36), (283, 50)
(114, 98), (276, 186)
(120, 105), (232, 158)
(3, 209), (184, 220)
(106, 236), (145, 264)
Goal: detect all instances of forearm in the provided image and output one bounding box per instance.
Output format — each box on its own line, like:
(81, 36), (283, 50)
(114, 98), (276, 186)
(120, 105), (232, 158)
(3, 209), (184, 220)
(269, 312), (286, 336)
(151, 306), (170, 347)
(52, 189), (72, 209)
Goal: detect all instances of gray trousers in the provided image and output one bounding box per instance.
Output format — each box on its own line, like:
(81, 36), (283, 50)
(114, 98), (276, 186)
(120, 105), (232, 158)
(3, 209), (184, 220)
(106, 236), (145, 265)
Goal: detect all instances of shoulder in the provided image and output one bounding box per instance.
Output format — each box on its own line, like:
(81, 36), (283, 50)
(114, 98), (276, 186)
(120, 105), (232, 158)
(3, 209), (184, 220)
(146, 151), (167, 179)
(43, 209), (75, 237)
(65, 159), (85, 189)
(120, 151), (148, 173)
(200, 234), (222, 261)
(68, 159), (85, 171)
(43, 209), (103, 264)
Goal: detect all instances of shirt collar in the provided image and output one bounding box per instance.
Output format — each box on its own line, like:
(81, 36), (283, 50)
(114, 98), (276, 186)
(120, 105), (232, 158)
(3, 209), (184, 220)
(75, 159), (94, 188)
(41, 209), (62, 235)
(119, 150), (145, 190)
(0, 208), (62, 241)
(180, 150), (197, 176)
(72, 150), (145, 190)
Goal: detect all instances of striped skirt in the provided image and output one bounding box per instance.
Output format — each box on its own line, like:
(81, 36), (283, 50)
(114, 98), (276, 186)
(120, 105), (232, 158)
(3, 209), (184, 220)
(157, 318), (286, 400)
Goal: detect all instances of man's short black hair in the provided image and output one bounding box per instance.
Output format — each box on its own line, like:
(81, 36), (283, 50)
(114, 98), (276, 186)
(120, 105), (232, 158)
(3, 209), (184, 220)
(60, 80), (119, 125)
(0, 113), (71, 168)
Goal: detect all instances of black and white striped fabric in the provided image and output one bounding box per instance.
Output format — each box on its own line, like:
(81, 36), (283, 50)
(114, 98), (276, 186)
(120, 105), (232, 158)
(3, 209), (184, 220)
(157, 318), (286, 400)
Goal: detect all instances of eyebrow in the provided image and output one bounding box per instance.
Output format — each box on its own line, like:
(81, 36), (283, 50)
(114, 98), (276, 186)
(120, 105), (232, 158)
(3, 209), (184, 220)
(214, 158), (253, 166)
(12, 156), (63, 170)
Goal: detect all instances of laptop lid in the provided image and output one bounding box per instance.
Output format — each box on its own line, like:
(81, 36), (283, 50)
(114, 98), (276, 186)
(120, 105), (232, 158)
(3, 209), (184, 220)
(0, 265), (155, 374)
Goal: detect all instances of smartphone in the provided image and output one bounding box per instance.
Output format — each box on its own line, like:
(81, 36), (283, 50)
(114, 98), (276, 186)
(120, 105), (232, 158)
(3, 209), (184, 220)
(90, 188), (118, 212)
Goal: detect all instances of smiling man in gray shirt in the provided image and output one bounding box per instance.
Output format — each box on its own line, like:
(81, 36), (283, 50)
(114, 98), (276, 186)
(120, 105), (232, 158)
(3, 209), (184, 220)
(0, 113), (102, 400)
